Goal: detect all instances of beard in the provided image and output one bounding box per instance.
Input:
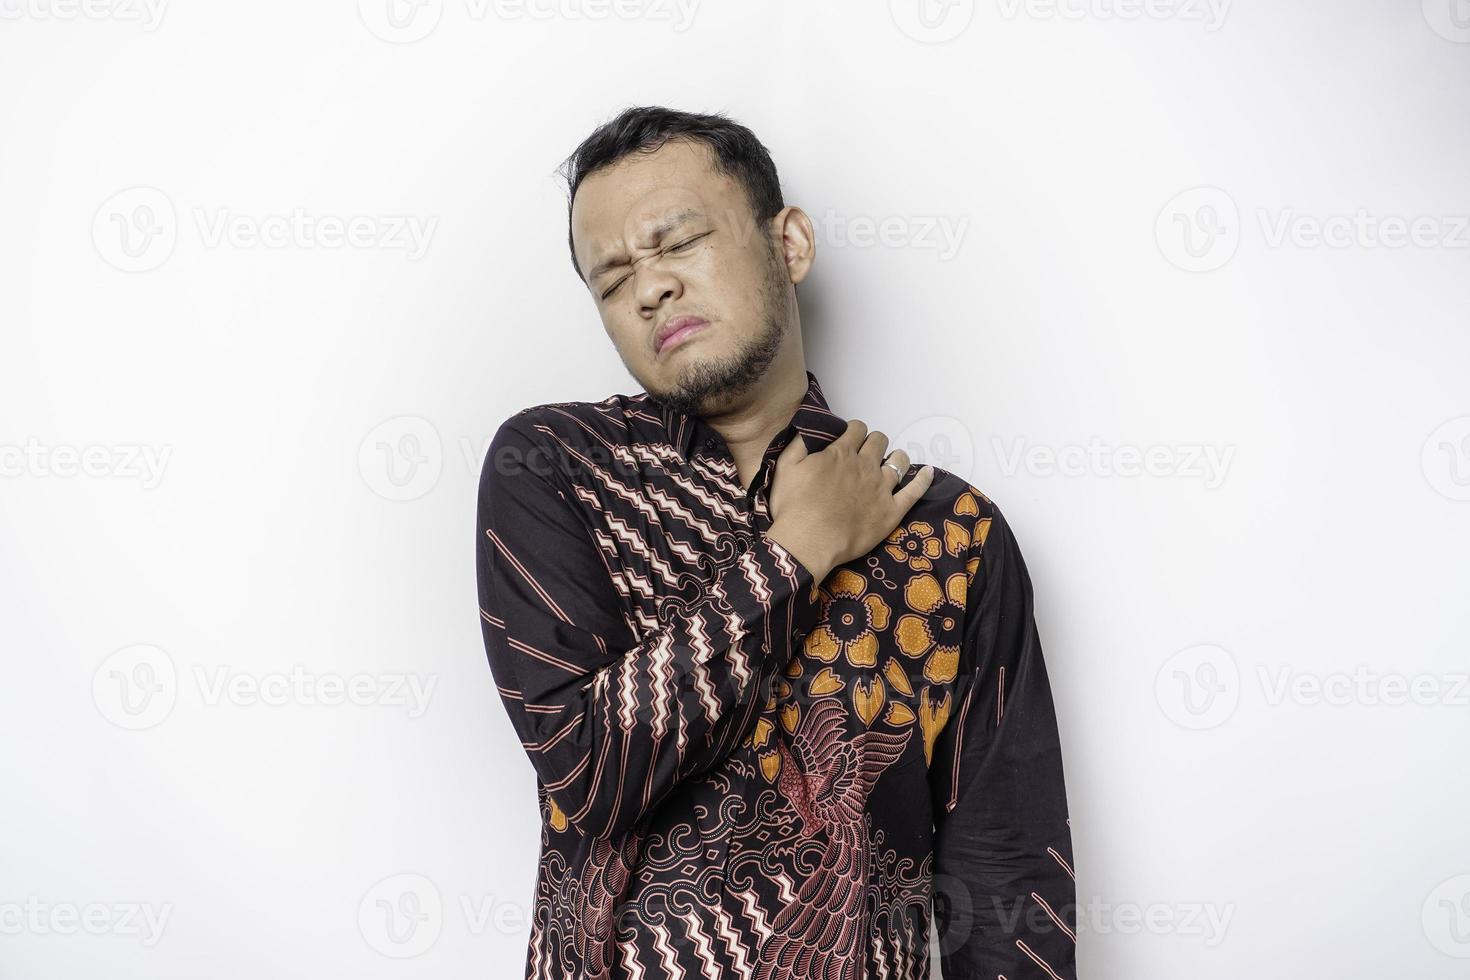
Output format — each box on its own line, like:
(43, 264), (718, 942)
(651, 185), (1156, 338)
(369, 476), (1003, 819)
(644, 244), (791, 419)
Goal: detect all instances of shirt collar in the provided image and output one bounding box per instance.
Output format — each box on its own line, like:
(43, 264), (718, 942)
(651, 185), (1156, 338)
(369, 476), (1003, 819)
(656, 369), (848, 464)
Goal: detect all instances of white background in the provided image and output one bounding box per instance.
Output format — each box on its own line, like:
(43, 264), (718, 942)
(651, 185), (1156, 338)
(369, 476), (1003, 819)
(3, 1), (1468, 977)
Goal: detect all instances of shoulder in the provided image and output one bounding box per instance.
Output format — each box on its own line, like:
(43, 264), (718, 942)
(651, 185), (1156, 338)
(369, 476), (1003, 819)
(901, 466), (1035, 601)
(481, 390), (654, 485)
(904, 464), (1007, 550)
(499, 389), (653, 439)
(500, 396), (605, 432)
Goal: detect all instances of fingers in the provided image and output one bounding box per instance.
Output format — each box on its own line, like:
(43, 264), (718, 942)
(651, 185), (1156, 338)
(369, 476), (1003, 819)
(859, 428), (890, 462)
(881, 448), (911, 487)
(778, 430), (808, 463)
(892, 464), (935, 514)
(834, 418), (868, 450)
(773, 430), (808, 475)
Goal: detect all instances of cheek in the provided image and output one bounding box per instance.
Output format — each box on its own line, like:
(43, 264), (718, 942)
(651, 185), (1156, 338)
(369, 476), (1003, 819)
(691, 249), (763, 304)
(599, 313), (643, 355)
(705, 243), (754, 279)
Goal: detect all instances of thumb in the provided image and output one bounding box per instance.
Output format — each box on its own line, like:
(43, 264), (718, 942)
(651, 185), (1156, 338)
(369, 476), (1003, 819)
(776, 432), (809, 468)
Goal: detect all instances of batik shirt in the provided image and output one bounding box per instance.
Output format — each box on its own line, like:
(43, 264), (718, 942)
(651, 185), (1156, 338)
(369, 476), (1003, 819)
(476, 369), (1078, 980)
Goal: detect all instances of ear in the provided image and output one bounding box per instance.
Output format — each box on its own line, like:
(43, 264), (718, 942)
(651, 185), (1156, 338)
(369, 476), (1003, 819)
(770, 206), (817, 285)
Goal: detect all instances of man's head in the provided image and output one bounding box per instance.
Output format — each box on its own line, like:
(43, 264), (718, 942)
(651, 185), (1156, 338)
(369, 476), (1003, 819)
(560, 106), (816, 418)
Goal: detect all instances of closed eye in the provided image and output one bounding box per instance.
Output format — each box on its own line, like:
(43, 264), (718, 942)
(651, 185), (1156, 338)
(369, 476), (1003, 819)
(600, 275), (630, 301)
(667, 231), (711, 253)
(599, 232), (712, 300)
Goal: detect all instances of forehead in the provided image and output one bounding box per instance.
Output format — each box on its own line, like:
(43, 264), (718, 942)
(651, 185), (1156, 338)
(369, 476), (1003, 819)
(571, 140), (747, 272)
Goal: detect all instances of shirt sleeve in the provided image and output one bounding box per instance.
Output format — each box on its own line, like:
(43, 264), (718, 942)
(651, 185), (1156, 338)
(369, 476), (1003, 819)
(476, 412), (825, 841)
(929, 499), (1078, 980)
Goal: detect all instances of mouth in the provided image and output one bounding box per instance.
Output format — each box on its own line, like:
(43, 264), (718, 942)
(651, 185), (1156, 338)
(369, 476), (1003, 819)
(655, 316), (710, 355)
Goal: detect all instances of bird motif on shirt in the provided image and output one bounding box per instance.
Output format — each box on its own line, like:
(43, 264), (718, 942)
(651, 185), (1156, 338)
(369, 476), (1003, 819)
(755, 698), (912, 980)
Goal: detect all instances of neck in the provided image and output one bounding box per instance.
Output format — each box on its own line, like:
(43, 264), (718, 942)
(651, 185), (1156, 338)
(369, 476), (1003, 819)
(700, 359), (808, 490)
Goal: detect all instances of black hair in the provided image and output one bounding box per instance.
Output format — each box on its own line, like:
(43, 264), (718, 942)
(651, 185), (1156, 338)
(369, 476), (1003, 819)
(558, 106), (785, 281)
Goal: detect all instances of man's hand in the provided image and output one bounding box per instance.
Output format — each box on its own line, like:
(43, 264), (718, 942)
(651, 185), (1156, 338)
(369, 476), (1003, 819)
(764, 419), (934, 582)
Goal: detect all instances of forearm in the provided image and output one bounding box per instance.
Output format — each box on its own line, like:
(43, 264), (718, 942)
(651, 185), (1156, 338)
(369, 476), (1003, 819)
(482, 524), (823, 840)
(932, 666), (1076, 977)
(929, 500), (1079, 979)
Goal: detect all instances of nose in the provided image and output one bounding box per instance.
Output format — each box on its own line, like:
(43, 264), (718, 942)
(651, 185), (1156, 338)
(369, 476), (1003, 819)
(635, 260), (682, 316)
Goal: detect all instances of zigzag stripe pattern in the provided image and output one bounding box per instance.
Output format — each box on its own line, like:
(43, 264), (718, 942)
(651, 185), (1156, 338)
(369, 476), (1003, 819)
(477, 370), (1078, 979)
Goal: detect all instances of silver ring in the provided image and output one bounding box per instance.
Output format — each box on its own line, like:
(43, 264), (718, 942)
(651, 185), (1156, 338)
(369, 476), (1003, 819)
(882, 460), (903, 479)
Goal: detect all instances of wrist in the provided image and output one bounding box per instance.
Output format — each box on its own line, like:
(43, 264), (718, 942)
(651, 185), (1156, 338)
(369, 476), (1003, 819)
(764, 520), (834, 583)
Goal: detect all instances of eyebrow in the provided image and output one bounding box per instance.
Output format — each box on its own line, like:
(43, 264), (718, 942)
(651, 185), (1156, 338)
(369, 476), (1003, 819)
(587, 209), (704, 282)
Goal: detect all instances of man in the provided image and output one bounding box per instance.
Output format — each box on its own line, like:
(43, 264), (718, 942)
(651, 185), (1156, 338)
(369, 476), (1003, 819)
(476, 106), (1078, 980)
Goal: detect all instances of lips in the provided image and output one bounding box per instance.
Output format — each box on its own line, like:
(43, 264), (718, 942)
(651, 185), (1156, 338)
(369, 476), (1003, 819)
(655, 316), (710, 354)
